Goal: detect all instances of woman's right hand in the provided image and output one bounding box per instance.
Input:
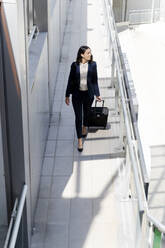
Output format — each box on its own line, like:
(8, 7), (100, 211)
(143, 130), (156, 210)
(65, 97), (70, 105)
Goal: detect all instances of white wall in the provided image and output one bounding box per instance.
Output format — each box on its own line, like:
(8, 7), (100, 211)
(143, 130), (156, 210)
(28, 33), (49, 219)
(48, 0), (70, 108)
(48, 0), (60, 106)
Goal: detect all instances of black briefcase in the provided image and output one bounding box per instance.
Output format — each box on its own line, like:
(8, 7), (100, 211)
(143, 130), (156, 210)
(87, 100), (109, 128)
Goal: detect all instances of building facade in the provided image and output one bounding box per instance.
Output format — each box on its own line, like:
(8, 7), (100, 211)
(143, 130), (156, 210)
(0, 0), (70, 246)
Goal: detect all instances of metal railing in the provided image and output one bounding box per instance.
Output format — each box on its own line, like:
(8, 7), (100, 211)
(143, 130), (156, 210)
(103, 0), (165, 246)
(28, 25), (39, 47)
(121, 53), (150, 197)
(4, 184), (28, 248)
(104, 0), (146, 211)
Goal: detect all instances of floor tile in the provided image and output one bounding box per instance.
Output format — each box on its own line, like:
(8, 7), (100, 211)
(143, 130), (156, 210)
(42, 157), (54, 176)
(54, 156), (73, 176)
(60, 112), (75, 126)
(31, 223), (46, 247)
(52, 100), (62, 113)
(45, 140), (56, 157)
(56, 140), (73, 156)
(39, 176), (52, 198)
(50, 113), (60, 126)
(58, 126), (75, 140)
(70, 198), (92, 222)
(34, 199), (49, 224)
(69, 221), (93, 248)
(44, 224), (68, 248)
(47, 199), (70, 224)
(51, 176), (71, 198)
(48, 125), (58, 140)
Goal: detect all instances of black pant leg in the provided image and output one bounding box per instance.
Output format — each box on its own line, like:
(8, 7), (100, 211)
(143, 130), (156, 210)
(72, 94), (83, 138)
(83, 92), (94, 127)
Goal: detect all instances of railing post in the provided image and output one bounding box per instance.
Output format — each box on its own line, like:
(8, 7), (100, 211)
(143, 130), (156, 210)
(124, 144), (131, 198)
(111, 51), (116, 88)
(118, 98), (126, 148)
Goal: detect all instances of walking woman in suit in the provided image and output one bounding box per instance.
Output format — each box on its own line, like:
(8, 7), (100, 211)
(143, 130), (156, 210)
(65, 46), (101, 152)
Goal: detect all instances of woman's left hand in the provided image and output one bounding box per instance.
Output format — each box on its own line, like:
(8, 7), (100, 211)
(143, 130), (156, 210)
(96, 96), (102, 102)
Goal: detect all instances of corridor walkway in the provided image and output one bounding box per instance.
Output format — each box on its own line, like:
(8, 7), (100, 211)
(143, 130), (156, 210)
(30, 0), (134, 247)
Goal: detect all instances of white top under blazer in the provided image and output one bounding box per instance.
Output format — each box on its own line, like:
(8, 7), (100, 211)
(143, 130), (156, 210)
(79, 62), (88, 91)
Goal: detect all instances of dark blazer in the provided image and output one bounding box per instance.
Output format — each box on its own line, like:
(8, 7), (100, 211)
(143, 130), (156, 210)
(65, 61), (100, 99)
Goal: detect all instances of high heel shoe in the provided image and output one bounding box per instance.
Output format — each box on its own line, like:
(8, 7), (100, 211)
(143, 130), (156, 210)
(78, 138), (83, 152)
(77, 144), (83, 152)
(78, 146), (83, 152)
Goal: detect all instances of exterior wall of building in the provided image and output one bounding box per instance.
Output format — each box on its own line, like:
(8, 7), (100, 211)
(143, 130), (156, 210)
(48, 0), (69, 109)
(160, 0), (165, 21)
(126, 0), (160, 21)
(113, 0), (161, 22)
(28, 33), (49, 225)
(0, 0), (70, 245)
(48, 0), (60, 107)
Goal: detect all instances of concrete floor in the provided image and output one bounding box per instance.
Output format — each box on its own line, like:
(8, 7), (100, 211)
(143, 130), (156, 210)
(30, 0), (139, 247)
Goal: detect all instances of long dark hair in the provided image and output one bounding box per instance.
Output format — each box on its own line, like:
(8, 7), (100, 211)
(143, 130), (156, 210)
(76, 45), (93, 64)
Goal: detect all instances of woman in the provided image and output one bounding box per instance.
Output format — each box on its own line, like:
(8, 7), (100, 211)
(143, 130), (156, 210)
(65, 46), (101, 152)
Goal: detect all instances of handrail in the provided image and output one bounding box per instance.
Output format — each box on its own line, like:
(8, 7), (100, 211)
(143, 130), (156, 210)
(147, 211), (165, 233)
(104, 0), (165, 237)
(3, 199), (18, 248)
(121, 53), (150, 185)
(104, 0), (145, 212)
(4, 184), (28, 248)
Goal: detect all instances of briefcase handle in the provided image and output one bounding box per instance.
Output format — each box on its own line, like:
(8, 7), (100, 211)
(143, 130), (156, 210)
(95, 99), (104, 107)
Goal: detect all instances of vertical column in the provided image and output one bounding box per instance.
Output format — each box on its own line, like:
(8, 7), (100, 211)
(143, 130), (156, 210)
(111, 50), (116, 88)
(111, 50), (120, 116)
(27, 0), (33, 33)
(123, 144), (131, 198)
(33, 0), (48, 31)
(0, 38), (8, 228)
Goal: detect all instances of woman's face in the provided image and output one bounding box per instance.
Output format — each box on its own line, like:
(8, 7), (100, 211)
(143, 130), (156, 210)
(81, 48), (92, 61)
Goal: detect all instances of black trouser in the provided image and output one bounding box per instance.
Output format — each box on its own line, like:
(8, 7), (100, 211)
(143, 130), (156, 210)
(72, 91), (94, 138)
